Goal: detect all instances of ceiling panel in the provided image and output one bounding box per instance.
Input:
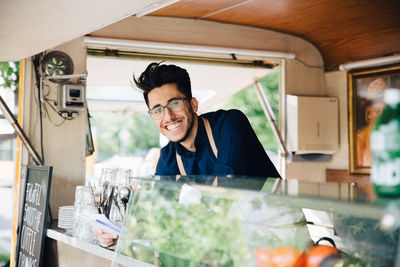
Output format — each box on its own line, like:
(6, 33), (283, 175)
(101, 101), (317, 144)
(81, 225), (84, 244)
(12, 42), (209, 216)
(152, 0), (400, 70)
(0, 0), (162, 61)
(1, 0), (398, 70)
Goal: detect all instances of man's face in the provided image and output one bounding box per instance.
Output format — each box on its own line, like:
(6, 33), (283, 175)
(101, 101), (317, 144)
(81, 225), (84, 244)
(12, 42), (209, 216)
(365, 102), (385, 124)
(147, 83), (198, 143)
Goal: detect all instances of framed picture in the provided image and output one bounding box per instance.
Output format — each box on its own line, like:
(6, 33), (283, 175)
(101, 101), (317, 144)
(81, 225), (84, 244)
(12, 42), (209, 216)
(348, 65), (400, 174)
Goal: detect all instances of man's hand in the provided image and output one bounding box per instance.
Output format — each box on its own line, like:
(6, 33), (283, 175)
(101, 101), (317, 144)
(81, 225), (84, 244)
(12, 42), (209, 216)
(91, 226), (119, 247)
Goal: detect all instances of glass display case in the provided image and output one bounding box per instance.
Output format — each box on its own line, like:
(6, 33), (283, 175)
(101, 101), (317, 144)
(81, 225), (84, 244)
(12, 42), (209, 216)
(111, 176), (400, 267)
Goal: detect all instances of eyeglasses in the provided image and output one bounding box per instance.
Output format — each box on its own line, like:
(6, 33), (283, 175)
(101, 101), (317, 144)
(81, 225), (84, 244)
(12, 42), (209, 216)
(148, 98), (187, 119)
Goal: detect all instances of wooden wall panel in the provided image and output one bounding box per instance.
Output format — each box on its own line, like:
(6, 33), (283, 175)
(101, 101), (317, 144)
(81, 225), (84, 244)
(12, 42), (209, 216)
(153, 0), (400, 70)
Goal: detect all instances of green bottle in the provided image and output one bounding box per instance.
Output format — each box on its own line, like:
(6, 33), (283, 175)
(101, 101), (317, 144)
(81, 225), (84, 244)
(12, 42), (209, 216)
(370, 88), (400, 197)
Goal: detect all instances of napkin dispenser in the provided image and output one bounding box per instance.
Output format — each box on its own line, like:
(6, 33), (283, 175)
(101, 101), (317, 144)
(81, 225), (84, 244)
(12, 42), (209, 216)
(286, 95), (339, 155)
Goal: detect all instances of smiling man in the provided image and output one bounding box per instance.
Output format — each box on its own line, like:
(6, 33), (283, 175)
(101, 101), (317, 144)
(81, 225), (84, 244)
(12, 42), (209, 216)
(134, 62), (280, 178)
(93, 62), (281, 248)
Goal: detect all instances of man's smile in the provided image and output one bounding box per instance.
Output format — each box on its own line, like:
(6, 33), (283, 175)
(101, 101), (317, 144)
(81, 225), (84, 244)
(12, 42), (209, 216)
(165, 120), (183, 131)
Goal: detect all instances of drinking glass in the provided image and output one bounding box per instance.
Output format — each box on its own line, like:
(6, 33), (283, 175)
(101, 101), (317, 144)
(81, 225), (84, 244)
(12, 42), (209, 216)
(100, 168), (117, 186)
(73, 186), (98, 244)
(112, 168), (133, 223)
(115, 168), (133, 186)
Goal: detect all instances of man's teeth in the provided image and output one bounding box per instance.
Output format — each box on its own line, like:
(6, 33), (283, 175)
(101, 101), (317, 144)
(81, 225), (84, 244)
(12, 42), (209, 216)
(167, 122), (182, 130)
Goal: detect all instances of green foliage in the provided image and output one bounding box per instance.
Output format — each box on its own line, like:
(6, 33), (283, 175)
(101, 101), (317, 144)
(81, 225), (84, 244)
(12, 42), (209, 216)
(0, 61), (20, 90)
(91, 112), (159, 161)
(126, 114), (159, 152)
(118, 182), (249, 266)
(209, 66), (280, 152)
(0, 254), (10, 265)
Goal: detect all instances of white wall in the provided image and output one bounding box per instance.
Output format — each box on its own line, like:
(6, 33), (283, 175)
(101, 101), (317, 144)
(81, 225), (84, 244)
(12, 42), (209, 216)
(325, 71), (349, 170)
(20, 38), (87, 218)
(90, 16), (323, 66)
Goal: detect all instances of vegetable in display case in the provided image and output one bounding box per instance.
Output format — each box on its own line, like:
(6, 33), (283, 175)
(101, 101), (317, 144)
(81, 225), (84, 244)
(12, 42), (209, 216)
(112, 176), (399, 266)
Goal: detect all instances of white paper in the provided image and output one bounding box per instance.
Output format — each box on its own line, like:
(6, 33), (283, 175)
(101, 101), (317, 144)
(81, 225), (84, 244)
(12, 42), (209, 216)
(179, 184), (202, 205)
(81, 213), (121, 235)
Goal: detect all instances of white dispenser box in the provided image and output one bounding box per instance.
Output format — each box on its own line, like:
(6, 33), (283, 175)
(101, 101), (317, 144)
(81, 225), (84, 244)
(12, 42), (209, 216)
(286, 95), (339, 155)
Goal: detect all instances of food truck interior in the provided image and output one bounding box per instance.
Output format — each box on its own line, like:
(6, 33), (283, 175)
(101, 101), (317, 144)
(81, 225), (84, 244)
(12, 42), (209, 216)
(1, 0), (400, 266)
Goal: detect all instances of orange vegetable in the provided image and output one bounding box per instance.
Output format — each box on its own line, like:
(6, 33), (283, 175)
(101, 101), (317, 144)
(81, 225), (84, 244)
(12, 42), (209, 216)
(255, 246), (271, 267)
(269, 247), (305, 267)
(306, 245), (339, 267)
(255, 246), (306, 267)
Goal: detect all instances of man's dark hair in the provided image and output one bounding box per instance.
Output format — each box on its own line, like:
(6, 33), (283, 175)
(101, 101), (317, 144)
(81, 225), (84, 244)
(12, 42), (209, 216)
(134, 62), (192, 107)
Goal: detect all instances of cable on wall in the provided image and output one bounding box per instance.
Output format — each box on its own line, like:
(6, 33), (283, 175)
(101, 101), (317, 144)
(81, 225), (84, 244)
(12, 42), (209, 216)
(32, 54), (45, 164)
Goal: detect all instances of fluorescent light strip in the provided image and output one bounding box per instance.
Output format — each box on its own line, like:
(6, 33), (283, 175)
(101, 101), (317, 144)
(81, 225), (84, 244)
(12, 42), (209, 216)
(136, 0), (180, 17)
(84, 37), (296, 60)
(201, 0), (254, 19)
(339, 54), (400, 71)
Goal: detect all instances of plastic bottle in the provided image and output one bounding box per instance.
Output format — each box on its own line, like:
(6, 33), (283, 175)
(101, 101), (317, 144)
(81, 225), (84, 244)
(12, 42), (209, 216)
(370, 88), (400, 197)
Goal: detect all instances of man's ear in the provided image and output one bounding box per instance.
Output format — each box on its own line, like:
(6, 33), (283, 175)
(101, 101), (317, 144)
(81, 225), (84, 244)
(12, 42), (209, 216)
(191, 97), (199, 113)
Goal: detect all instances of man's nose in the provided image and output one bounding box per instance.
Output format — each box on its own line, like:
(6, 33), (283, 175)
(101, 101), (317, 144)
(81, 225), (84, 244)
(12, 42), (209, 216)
(163, 106), (175, 120)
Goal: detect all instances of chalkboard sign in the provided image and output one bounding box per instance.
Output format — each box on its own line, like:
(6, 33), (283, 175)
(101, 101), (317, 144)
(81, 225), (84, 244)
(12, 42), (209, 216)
(16, 165), (53, 267)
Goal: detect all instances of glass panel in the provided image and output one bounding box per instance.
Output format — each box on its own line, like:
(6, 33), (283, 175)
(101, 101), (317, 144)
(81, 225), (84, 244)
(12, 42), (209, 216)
(111, 177), (397, 266)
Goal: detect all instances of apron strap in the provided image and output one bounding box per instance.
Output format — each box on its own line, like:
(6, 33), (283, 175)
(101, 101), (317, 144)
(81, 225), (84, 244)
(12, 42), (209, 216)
(203, 117), (218, 158)
(176, 152), (187, 176)
(176, 117), (217, 176)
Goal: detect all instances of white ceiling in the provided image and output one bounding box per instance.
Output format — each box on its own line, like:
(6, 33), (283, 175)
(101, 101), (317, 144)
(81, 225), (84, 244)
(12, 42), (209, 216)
(0, 0), (162, 61)
(86, 56), (271, 113)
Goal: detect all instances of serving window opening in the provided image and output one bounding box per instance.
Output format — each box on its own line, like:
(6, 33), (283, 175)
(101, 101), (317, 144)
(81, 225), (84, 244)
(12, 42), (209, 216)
(85, 53), (282, 181)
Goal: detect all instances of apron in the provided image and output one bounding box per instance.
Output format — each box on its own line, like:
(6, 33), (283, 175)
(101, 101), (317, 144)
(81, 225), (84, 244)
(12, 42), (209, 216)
(176, 117), (218, 176)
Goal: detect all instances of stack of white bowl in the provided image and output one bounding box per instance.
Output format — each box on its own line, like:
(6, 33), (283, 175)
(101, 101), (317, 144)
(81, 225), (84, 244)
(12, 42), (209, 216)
(58, 205), (75, 233)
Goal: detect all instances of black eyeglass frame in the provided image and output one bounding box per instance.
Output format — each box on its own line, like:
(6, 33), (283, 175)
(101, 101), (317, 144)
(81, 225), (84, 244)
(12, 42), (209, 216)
(148, 98), (188, 117)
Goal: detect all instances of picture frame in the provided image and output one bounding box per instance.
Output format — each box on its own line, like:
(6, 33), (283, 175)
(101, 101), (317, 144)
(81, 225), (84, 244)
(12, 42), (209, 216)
(348, 65), (400, 175)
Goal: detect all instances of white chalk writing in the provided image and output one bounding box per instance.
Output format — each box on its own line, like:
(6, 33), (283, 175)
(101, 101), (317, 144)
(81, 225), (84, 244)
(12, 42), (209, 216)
(18, 251), (37, 267)
(25, 183), (41, 206)
(20, 225), (37, 256)
(23, 204), (42, 232)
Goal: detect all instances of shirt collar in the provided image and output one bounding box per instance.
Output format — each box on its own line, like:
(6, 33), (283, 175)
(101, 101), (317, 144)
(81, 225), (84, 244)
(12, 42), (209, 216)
(175, 116), (208, 156)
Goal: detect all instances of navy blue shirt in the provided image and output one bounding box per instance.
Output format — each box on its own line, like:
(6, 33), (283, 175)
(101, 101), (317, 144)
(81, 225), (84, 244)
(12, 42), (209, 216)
(155, 109), (280, 178)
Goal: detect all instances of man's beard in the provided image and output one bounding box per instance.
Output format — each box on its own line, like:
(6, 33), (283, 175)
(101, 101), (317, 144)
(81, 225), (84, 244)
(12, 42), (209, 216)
(176, 105), (195, 143)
